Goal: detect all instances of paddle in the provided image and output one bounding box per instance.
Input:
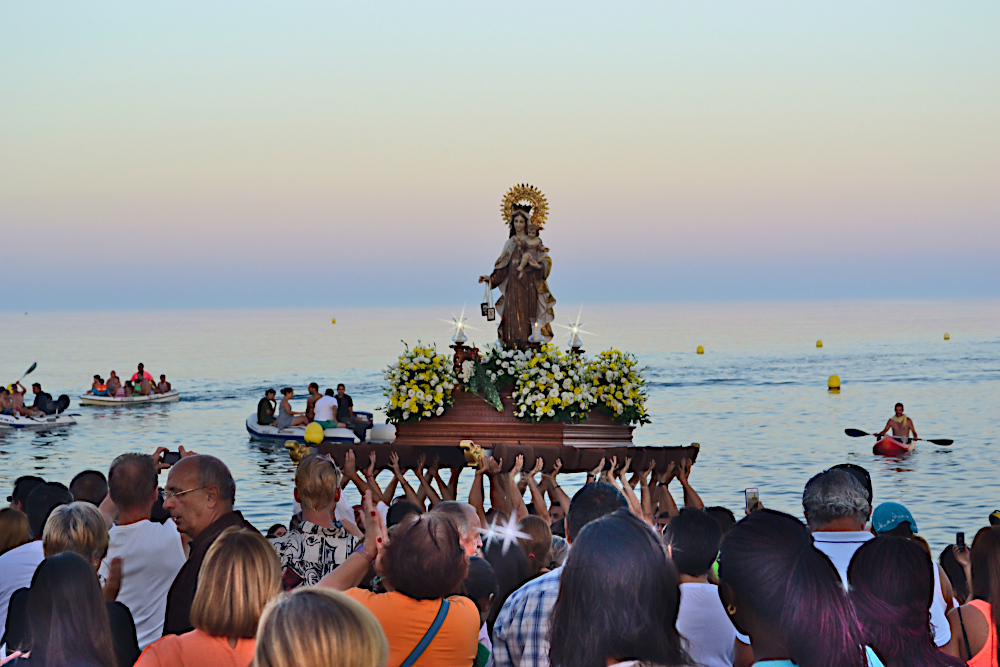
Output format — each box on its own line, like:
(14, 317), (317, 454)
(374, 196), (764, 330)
(11, 362), (37, 387)
(845, 428), (953, 447)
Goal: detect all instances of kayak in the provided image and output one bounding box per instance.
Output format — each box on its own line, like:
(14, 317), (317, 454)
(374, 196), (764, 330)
(80, 390), (180, 406)
(874, 437), (912, 456)
(246, 415), (360, 444)
(0, 413), (77, 430)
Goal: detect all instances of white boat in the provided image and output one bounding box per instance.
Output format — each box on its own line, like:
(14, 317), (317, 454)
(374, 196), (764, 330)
(80, 390), (180, 406)
(0, 412), (77, 430)
(246, 415), (360, 443)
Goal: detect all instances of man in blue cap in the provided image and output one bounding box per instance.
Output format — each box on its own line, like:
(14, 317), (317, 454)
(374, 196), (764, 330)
(871, 501), (918, 537)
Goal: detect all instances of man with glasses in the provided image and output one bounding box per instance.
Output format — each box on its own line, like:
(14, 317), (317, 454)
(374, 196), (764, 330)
(161, 451), (253, 635)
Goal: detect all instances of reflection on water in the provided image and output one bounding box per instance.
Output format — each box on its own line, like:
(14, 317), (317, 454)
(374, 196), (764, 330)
(1, 300), (998, 551)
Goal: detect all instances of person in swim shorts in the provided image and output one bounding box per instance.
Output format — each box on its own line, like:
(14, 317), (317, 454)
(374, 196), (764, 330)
(312, 389), (346, 430)
(877, 402), (918, 443)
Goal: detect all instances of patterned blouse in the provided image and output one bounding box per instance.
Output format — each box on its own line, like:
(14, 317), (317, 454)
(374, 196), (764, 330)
(269, 520), (358, 588)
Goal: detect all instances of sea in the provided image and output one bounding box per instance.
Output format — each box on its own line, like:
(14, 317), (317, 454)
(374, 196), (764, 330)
(2, 300), (998, 553)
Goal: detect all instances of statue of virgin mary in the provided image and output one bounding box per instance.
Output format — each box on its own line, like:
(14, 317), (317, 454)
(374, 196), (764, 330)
(479, 187), (556, 349)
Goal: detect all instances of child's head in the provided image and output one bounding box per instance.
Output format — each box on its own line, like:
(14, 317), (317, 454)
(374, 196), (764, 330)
(526, 223), (540, 237)
(460, 556), (498, 626)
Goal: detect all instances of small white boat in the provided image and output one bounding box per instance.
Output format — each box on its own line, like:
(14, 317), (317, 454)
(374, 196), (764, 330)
(80, 390), (180, 406)
(0, 412), (77, 430)
(246, 415), (360, 444)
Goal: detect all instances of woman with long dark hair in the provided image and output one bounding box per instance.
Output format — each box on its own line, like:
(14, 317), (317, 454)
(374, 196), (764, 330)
(9, 551), (117, 667)
(549, 509), (691, 667)
(848, 537), (966, 667)
(717, 509), (868, 667)
(944, 526), (1000, 666)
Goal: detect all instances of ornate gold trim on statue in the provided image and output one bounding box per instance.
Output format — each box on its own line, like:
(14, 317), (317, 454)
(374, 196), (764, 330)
(501, 184), (549, 229)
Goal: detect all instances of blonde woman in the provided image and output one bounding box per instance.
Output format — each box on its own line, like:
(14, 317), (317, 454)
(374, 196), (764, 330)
(4, 502), (141, 667)
(254, 588), (388, 667)
(136, 528), (281, 667)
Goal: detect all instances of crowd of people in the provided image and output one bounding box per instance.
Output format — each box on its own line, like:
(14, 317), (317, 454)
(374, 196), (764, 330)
(257, 383), (355, 431)
(1, 443), (998, 667)
(87, 364), (172, 398)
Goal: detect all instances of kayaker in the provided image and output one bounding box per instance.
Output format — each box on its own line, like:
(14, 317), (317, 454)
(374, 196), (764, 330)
(131, 362), (153, 383)
(876, 403), (918, 443)
(155, 374), (172, 393)
(257, 388), (277, 426)
(9, 382), (34, 416)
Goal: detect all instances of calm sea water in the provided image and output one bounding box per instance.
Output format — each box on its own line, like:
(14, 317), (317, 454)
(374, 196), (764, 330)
(2, 301), (998, 552)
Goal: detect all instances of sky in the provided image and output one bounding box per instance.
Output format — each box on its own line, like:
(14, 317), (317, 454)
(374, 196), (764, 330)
(1, 2), (998, 311)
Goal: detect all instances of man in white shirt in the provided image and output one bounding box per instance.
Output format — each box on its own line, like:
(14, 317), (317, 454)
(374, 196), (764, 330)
(666, 508), (753, 667)
(312, 389), (345, 431)
(0, 482), (73, 633)
(803, 467), (873, 589)
(99, 451), (187, 648)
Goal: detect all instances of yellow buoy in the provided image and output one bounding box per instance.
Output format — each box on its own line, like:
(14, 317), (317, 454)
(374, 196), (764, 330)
(816, 340), (823, 348)
(944, 333), (950, 340)
(331, 318), (337, 324)
(828, 375), (841, 391)
(304, 422), (325, 445)
(696, 345), (704, 355)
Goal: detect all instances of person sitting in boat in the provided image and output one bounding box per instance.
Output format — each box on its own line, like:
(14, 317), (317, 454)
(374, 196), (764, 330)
(131, 362), (153, 383)
(876, 402), (917, 444)
(88, 375), (108, 396)
(276, 387), (309, 430)
(155, 374), (172, 393)
(107, 371), (122, 397)
(31, 383), (54, 415)
(305, 382), (322, 422)
(257, 388), (277, 426)
(0, 387), (13, 415)
(313, 389), (346, 431)
(8, 382), (34, 416)
(123, 380), (136, 397)
(137, 374), (154, 396)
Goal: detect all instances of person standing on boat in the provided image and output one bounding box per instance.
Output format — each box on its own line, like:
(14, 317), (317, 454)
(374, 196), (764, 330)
(257, 389), (277, 426)
(335, 384), (354, 423)
(305, 382), (321, 422)
(876, 403), (918, 443)
(131, 362), (153, 383)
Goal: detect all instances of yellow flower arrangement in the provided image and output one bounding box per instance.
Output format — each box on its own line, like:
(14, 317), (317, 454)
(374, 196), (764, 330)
(383, 342), (456, 423)
(587, 349), (650, 425)
(512, 344), (594, 423)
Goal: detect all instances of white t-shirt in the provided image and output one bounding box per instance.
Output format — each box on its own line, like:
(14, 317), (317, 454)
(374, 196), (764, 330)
(811, 530), (874, 590)
(0, 540), (44, 634)
(314, 395), (338, 422)
(677, 582), (748, 667)
(99, 519), (186, 648)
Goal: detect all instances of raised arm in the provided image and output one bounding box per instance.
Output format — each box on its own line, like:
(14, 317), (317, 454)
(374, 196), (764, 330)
(508, 454), (529, 521)
(657, 462), (680, 519)
(432, 465), (456, 502)
(524, 457), (551, 525)
(389, 452), (423, 508)
(586, 457), (606, 485)
(469, 464), (488, 528)
(676, 458), (704, 510)
(543, 459), (572, 520)
(318, 491), (387, 591)
(616, 458), (644, 520)
(639, 461), (655, 524)
(488, 457), (510, 517)
(341, 450), (370, 496)
(362, 453), (386, 506)
(419, 459), (443, 508)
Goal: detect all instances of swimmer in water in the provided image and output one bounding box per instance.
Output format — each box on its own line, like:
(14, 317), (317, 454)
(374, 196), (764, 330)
(877, 402), (918, 444)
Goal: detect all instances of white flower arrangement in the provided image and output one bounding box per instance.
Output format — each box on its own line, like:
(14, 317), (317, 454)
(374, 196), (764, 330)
(481, 346), (533, 388)
(512, 344), (594, 423)
(383, 342), (456, 423)
(587, 349), (650, 425)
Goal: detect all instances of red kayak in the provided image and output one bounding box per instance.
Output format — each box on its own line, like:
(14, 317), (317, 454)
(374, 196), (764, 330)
(874, 437), (912, 456)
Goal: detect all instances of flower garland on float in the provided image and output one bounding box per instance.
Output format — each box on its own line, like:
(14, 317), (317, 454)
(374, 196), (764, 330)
(383, 343), (456, 423)
(587, 349), (651, 426)
(512, 344), (594, 423)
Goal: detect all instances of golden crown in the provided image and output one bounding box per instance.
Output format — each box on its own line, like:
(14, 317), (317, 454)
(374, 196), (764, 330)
(500, 184), (548, 230)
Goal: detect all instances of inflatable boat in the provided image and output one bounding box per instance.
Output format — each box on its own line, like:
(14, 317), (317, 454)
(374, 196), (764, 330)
(0, 412), (77, 430)
(246, 415), (360, 443)
(80, 390), (180, 406)
(874, 437), (912, 456)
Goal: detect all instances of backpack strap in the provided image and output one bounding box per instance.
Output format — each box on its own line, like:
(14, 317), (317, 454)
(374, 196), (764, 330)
(400, 598), (450, 667)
